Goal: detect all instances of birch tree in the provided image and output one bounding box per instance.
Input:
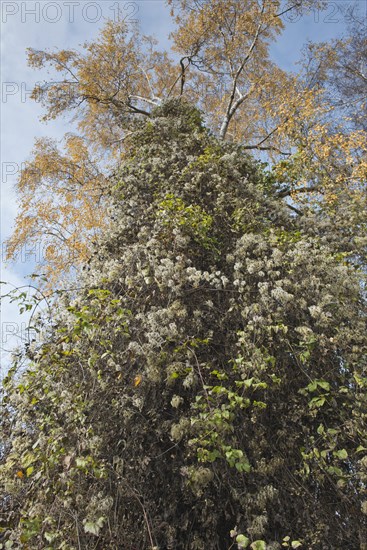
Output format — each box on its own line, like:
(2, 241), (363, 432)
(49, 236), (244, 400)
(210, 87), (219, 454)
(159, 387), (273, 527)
(6, 1), (366, 285)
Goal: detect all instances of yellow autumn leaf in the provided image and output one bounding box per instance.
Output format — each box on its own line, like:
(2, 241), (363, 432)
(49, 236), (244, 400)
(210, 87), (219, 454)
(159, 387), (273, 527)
(134, 375), (142, 387)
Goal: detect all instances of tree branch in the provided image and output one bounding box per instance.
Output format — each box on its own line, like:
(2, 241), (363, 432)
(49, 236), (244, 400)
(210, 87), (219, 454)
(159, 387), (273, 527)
(286, 203), (303, 216)
(128, 95), (161, 107)
(242, 144), (291, 155)
(275, 2), (302, 19)
(179, 57), (187, 95)
(277, 184), (322, 198)
(219, 2), (265, 140)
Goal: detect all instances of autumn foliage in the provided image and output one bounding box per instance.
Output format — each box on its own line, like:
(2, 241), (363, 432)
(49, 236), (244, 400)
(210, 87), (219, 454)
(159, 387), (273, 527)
(5, 1), (366, 284)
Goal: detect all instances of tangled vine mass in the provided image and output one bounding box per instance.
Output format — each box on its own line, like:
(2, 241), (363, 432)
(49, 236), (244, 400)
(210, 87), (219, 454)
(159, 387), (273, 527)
(1, 101), (366, 549)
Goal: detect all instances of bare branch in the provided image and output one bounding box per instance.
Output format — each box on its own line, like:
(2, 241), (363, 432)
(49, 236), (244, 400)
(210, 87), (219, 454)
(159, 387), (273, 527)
(242, 144), (291, 155)
(286, 203), (303, 215)
(277, 184), (322, 198)
(275, 2), (302, 19)
(108, 132), (134, 145)
(128, 95), (161, 107)
(219, 2), (265, 139)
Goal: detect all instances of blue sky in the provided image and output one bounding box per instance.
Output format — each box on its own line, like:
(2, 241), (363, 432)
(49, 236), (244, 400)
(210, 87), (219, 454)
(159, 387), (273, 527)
(0, 0), (363, 372)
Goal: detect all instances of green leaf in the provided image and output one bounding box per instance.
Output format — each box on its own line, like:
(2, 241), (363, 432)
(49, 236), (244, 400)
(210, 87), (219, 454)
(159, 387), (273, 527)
(236, 534), (250, 548)
(22, 452), (36, 468)
(83, 516), (105, 536)
(335, 449), (348, 460)
(211, 369), (227, 380)
(306, 380), (317, 392)
(291, 542), (302, 548)
(327, 466), (343, 476)
(26, 466), (34, 477)
(83, 522), (100, 536)
(353, 374), (366, 387)
(317, 380), (330, 391)
(235, 460), (251, 473)
(250, 541), (266, 550)
(309, 396), (325, 408)
(44, 532), (58, 543)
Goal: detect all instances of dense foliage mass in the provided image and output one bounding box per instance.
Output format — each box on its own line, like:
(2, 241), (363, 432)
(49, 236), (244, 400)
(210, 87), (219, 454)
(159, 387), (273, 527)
(1, 102), (366, 549)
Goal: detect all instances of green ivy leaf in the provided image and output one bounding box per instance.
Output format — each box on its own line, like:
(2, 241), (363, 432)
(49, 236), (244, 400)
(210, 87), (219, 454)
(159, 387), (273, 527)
(83, 516), (105, 536)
